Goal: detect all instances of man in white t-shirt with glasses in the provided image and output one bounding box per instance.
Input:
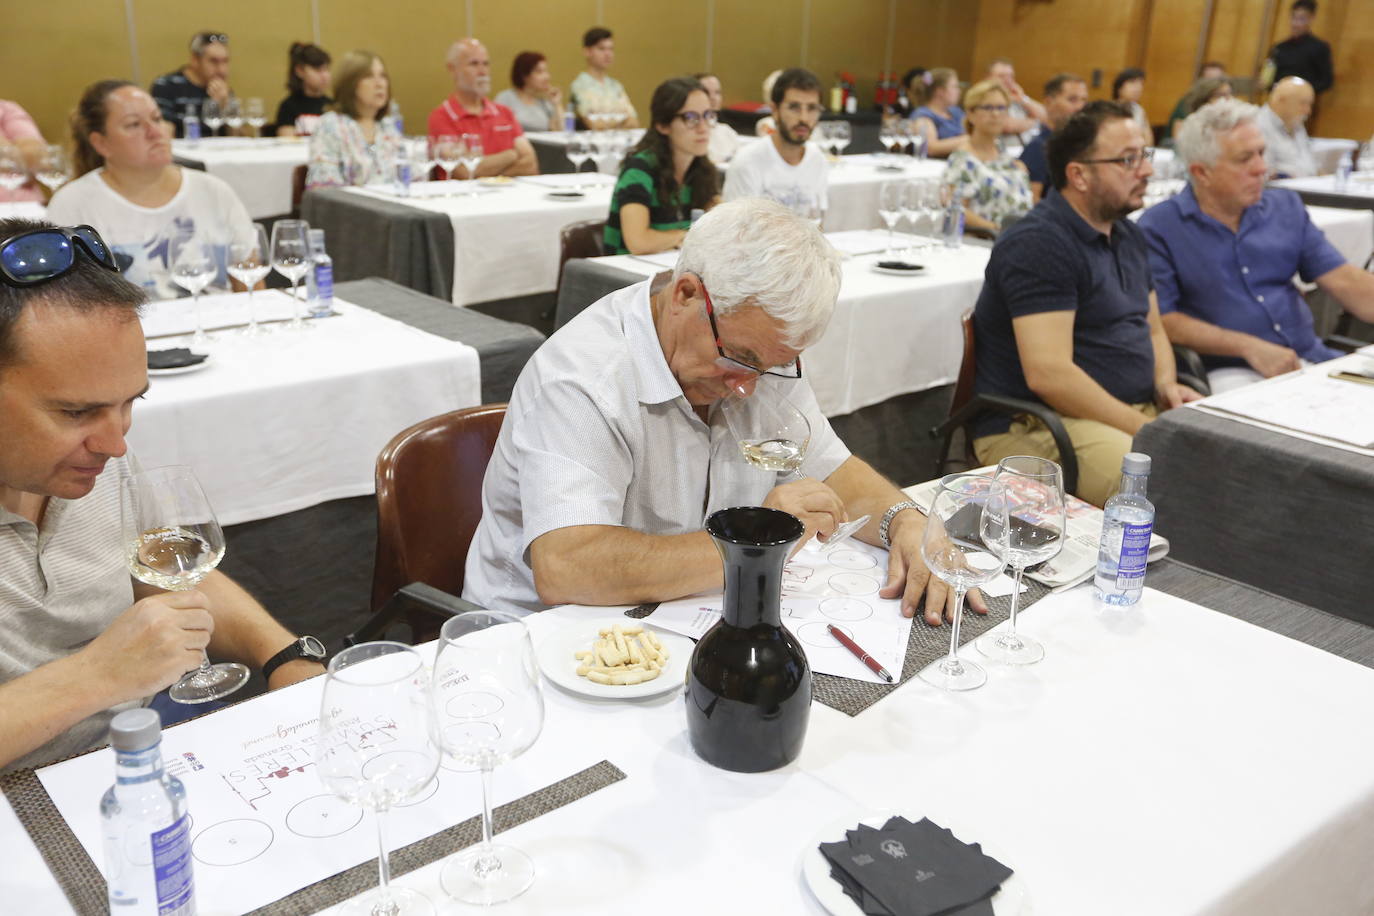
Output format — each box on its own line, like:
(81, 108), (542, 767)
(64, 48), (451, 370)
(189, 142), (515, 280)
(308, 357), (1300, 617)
(723, 68), (828, 218)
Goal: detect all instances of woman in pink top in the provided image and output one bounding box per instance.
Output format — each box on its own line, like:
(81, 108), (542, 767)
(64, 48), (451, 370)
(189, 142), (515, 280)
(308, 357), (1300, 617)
(0, 99), (47, 203)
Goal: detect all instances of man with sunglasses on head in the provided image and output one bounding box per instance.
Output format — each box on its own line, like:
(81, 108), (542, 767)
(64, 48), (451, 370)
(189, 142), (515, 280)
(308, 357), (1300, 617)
(150, 31), (233, 138)
(0, 219), (324, 771)
(464, 198), (983, 627)
(723, 68), (828, 218)
(970, 101), (1202, 508)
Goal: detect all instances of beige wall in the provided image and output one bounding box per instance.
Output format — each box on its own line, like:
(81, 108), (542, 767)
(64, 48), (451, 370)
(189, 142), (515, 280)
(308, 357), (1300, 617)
(4, 0), (981, 149)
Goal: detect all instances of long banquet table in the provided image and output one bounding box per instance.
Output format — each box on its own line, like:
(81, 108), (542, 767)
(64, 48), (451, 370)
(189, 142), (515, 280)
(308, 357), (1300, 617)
(6, 559), (1374, 916)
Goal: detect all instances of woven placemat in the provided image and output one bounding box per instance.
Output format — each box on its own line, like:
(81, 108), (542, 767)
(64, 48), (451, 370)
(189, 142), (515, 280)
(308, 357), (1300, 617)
(627, 580), (1053, 717)
(2, 759), (625, 916)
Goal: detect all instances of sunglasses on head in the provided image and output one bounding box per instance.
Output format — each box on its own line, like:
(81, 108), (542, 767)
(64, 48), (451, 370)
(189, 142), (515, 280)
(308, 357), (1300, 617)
(0, 225), (120, 288)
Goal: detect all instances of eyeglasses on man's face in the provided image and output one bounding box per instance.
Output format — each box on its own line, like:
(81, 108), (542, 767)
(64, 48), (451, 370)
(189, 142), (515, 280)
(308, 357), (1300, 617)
(1077, 147), (1155, 172)
(674, 110), (719, 129)
(697, 277), (802, 379)
(973, 104), (1009, 113)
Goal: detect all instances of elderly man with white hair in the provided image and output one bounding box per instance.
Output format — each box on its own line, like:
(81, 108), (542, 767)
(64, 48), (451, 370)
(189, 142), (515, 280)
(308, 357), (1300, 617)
(1138, 98), (1374, 392)
(427, 37), (537, 177)
(1258, 76), (1317, 178)
(464, 198), (978, 626)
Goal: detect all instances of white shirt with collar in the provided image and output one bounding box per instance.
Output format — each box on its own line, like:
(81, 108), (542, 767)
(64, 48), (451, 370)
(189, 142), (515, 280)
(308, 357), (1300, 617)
(1258, 105), (1317, 178)
(462, 279), (850, 614)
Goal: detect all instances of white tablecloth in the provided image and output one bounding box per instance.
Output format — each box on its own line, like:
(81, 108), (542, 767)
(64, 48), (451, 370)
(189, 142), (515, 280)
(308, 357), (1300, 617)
(1273, 172), (1374, 206)
(1308, 205), (1374, 267)
(172, 137), (309, 219)
(9, 585), (1374, 915)
(594, 232), (989, 416)
(820, 154), (945, 234)
(129, 291), (481, 525)
(1312, 137), (1359, 175)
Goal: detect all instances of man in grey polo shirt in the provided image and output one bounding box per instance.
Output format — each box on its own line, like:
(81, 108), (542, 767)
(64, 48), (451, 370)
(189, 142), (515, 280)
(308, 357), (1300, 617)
(0, 218), (324, 771)
(465, 198), (977, 625)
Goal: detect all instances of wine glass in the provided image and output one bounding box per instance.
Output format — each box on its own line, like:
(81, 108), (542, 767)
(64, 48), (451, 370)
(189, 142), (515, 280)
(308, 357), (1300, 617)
(201, 99), (223, 137)
(223, 97), (243, 133)
(433, 134), (461, 183)
(409, 137), (435, 185)
(831, 121), (852, 159)
(918, 474), (1009, 692)
(0, 146), (26, 191)
(122, 465), (249, 703)
(565, 134), (592, 190)
(720, 389), (811, 479)
(878, 181), (902, 255)
(34, 145), (71, 195)
(900, 179), (928, 256)
(227, 223), (272, 337)
(168, 230), (217, 346)
(909, 127), (927, 162)
(976, 457), (1064, 665)
(919, 179), (943, 250)
(317, 642), (441, 916)
(431, 611), (544, 905)
(460, 133), (483, 195)
(270, 219), (311, 331)
(244, 98), (266, 136)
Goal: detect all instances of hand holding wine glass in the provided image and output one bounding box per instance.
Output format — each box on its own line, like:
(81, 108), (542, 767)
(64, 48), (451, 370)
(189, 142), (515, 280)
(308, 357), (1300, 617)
(226, 223), (272, 337)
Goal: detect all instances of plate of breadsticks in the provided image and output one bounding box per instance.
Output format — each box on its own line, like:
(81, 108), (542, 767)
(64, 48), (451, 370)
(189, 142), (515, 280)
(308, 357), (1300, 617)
(536, 618), (692, 699)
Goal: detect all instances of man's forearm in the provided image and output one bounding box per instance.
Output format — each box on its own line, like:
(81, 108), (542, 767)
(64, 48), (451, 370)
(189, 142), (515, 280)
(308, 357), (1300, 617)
(531, 526), (723, 607)
(194, 571), (297, 671)
(1160, 311), (1254, 358)
(824, 456), (916, 547)
(0, 655), (117, 770)
(1029, 364), (1152, 435)
(475, 148), (519, 178)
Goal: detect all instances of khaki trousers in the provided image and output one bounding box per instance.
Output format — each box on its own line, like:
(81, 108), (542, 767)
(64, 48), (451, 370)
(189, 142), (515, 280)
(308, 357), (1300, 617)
(972, 404), (1158, 508)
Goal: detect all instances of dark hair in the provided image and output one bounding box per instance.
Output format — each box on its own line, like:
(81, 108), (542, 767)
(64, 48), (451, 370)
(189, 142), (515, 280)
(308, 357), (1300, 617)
(330, 50), (389, 120)
(1046, 99), (1134, 191)
(1112, 68), (1146, 99)
(1182, 77), (1232, 115)
(770, 68), (822, 107)
(70, 79), (137, 178)
(583, 26), (612, 48)
(1292, 0), (1316, 13)
(512, 51), (546, 90)
(626, 77), (717, 216)
(286, 42), (330, 93)
(916, 67), (956, 106)
(901, 67), (927, 94)
(1044, 72), (1085, 98)
(0, 219), (147, 373)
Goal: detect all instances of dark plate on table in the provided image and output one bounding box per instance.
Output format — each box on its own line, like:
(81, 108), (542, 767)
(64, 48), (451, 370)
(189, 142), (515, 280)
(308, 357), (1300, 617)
(546, 190), (587, 201)
(147, 347), (210, 375)
(872, 260), (924, 276)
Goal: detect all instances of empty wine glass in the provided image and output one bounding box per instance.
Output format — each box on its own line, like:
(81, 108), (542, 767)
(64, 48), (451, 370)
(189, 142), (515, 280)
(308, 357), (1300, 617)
(201, 98), (223, 137)
(565, 134), (592, 190)
(223, 97), (243, 133)
(317, 642), (441, 916)
(909, 125), (928, 162)
(244, 98), (266, 136)
(433, 134), (461, 183)
(270, 219), (311, 331)
(460, 133), (483, 194)
(227, 223), (272, 337)
(168, 230), (216, 345)
(0, 146), (26, 191)
(409, 137), (435, 184)
(432, 611), (544, 905)
(900, 180), (928, 256)
(878, 181), (903, 255)
(122, 465), (249, 703)
(976, 457), (1064, 665)
(918, 474), (1009, 692)
(919, 179), (943, 249)
(831, 121), (852, 159)
(34, 145), (71, 194)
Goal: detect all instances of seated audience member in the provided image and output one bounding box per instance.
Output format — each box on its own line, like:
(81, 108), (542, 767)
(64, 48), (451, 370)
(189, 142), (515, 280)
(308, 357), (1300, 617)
(694, 72), (741, 165)
(427, 39), (536, 178)
(754, 70), (783, 138)
(0, 99), (47, 203)
(0, 218), (324, 771)
(464, 198), (977, 626)
(1269, 0), (1333, 95)
(274, 42), (332, 138)
(306, 50), (399, 189)
(1020, 73), (1089, 201)
(1138, 99), (1374, 393)
(986, 58), (1048, 136)
(896, 68), (927, 118)
(970, 101), (1201, 507)
(605, 78), (718, 256)
(1258, 77), (1317, 178)
(1112, 68), (1153, 145)
(570, 27), (638, 129)
(723, 68), (826, 215)
(1163, 77), (1232, 141)
(1165, 62), (1226, 137)
(150, 31), (233, 138)
(47, 81), (254, 300)
(495, 52), (566, 134)
(911, 68), (966, 158)
(942, 80), (1032, 234)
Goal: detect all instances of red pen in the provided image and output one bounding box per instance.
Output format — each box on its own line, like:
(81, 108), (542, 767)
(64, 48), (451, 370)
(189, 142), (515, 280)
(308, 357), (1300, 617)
(827, 624), (893, 683)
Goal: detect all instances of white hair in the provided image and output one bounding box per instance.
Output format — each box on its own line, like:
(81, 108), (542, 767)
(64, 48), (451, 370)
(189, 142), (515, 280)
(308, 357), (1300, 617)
(674, 198), (840, 349)
(1175, 97), (1261, 172)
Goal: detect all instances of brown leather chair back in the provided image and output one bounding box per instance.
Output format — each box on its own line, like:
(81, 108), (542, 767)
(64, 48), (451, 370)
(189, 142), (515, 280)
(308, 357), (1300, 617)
(371, 404), (507, 613)
(949, 311), (978, 419)
(557, 218), (607, 289)
(291, 164), (308, 215)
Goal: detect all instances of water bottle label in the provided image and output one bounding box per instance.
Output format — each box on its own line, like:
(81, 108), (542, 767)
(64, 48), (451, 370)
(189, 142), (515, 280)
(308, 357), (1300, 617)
(1114, 521), (1152, 587)
(184, 120), (200, 141)
(151, 814), (194, 914)
(311, 263), (334, 317)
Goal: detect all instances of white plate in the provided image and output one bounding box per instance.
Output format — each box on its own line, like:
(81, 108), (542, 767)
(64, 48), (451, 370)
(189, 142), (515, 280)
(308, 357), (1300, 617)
(802, 813), (1030, 916)
(545, 190), (588, 202)
(536, 618), (691, 700)
(870, 263), (925, 277)
(147, 356), (211, 376)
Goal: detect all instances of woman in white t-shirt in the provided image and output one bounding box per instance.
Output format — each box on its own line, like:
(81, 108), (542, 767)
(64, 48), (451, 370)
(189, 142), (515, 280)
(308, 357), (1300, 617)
(46, 80), (254, 300)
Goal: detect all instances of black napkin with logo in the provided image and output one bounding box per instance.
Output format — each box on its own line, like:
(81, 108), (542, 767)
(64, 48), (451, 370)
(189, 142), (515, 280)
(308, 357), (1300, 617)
(820, 816), (1011, 916)
(147, 348), (208, 370)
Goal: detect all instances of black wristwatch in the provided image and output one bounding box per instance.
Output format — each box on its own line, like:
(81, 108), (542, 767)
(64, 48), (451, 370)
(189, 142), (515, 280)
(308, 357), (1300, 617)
(262, 636), (328, 681)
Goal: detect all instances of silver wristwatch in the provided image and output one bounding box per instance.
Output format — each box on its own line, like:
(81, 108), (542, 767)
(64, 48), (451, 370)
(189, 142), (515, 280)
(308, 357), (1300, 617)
(878, 500), (920, 549)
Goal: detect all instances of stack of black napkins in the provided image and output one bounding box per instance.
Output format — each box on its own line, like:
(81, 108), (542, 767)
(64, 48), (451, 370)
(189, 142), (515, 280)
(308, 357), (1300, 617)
(819, 816), (1013, 915)
(147, 348), (208, 370)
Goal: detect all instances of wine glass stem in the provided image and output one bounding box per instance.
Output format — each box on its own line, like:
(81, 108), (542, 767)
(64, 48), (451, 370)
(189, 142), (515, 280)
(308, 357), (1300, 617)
(474, 764), (501, 879)
(292, 276), (303, 321)
(246, 286), (256, 331)
(193, 291), (203, 336)
(946, 586), (968, 663)
(1007, 564), (1025, 634)
(373, 808), (401, 915)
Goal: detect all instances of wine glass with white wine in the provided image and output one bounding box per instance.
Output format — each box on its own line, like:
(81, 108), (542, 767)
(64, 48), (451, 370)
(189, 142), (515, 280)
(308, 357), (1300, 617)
(121, 465), (249, 703)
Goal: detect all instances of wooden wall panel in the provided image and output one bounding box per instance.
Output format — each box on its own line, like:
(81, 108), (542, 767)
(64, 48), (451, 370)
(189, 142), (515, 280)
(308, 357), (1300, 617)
(892, 0), (981, 79)
(474, 0), (596, 114)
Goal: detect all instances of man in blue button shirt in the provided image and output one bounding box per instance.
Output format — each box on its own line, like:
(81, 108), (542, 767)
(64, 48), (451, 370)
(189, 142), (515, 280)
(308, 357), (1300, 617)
(1138, 98), (1374, 392)
(973, 101), (1201, 507)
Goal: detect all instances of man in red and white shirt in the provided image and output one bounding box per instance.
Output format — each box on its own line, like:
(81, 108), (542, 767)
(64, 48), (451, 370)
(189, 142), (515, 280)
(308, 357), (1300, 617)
(428, 38), (538, 178)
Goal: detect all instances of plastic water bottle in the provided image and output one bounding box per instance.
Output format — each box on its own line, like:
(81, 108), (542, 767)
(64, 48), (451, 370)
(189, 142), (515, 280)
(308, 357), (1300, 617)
(1093, 452), (1155, 607)
(100, 709), (195, 915)
(1337, 153), (1353, 191)
(942, 196), (964, 249)
(182, 108), (201, 142)
(305, 228), (334, 319)
(385, 101), (403, 136)
(563, 110), (576, 134)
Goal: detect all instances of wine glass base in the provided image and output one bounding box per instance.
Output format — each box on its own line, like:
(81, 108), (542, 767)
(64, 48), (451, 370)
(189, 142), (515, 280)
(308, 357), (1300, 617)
(918, 656), (986, 692)
(976, 630), (1045, 665)
(440, 844), (535, 905)
(169, 662), (250, 704)
(338, 885), (435, 916)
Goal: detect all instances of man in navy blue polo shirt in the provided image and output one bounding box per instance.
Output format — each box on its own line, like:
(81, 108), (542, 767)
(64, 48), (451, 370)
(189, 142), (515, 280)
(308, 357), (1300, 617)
(972, 101), (1201, 507)
(1019, 73), (1088, 202)
(1138, 98), (1374, 393)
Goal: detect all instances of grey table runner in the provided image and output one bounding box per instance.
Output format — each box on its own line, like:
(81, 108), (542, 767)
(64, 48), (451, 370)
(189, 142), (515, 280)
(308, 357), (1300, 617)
(303, 189), (455, 300)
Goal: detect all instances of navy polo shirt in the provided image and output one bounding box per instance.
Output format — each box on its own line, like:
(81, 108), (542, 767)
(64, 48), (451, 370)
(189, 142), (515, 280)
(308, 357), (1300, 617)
(1018, 131), (1049, 189)
(972, 190), (1157, 438)
(1137, 185), (1345, 370)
